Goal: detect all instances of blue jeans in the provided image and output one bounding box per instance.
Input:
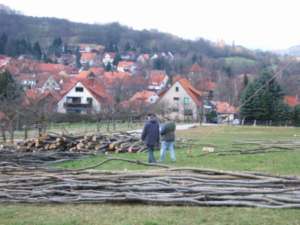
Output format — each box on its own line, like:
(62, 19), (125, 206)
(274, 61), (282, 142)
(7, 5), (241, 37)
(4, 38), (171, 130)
(160, 141), (176, 162)
(147, 145), (156, 163)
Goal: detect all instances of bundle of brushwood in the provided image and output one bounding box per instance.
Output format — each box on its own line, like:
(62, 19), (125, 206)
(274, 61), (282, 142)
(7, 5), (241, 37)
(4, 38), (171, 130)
(0, 159), (300, 208)
(14, 132), (147, 153)
(201, 139), (300, 156)
(0, 149), (94, 166)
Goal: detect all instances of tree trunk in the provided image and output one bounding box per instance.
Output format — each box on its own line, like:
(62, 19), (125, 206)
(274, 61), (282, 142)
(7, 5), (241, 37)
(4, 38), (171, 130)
(24, 125), (28, 140)
(9, 121), (14, 144)
(1, 125), (6, 143)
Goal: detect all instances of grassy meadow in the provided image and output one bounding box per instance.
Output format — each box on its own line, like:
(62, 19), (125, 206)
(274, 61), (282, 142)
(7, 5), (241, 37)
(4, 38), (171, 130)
(1, 125), (300, 225)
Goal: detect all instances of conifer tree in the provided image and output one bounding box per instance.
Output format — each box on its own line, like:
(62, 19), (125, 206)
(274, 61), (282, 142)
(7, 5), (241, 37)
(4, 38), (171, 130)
(240, 70), (288, 123)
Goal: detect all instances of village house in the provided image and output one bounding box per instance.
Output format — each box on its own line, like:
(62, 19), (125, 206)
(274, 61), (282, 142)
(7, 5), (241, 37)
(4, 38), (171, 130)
(148, 70), (169, 92)
(130, 90), (159, 104)
(78, 43), (105, 53)
(15, 72), (68, 92)
(80, 52), (101, 67)
(0, 55), (11, 69)
(214, 101), (237, 124)
(284, 95), (299, 108)
(137, 54), (150, 64)
(57, 74), (111, 114)
(158, 78), (203, 121)
(120, 51), (137, 61)
(189, 63), (204, 75)
(57, 54), (76, 67)
(25, 89), (61, 113)
(117, 61), (136, 73)
(102, 52), (116, 67)
(16, 73), (38, 89)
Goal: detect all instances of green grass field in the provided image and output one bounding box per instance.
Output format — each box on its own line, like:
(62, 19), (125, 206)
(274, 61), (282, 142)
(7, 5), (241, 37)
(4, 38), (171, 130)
(224, 56), (257, 67)
(1, 125), (300, 225)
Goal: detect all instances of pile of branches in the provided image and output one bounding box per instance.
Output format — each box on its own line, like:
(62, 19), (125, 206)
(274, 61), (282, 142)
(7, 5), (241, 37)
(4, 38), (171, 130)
(14, 132), (147, 153)
(201, 139), (300, 156)
(0, 149), (95, 166)
(0, 159), (300, 208)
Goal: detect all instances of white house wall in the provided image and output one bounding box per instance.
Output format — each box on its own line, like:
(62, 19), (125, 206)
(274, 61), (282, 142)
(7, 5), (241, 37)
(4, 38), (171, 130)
(57, 82), (101, 114)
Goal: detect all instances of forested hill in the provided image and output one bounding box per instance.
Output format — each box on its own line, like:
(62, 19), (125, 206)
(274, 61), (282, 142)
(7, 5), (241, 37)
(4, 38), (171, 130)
(0, 5), (264, 60)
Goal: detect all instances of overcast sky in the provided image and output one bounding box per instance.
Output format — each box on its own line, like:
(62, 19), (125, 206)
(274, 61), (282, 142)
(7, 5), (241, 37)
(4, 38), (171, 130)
(0, 0), (299, 50)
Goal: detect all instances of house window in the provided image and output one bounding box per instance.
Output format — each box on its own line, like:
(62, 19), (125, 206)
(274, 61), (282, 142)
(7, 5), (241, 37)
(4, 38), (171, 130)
(66, 97), (73, 103)
(170, 107), (179, 112)
(184, 97), (190, 105)
(87, 97), (93, 105)
(175, 86), (179, 92)
(75, 87), (84, 92)
(66, 97), (81, 104)
(173, 97), (179, 101)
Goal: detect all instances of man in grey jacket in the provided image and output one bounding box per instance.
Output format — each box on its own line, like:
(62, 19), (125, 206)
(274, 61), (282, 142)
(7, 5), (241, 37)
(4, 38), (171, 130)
(159, 120), (176, 162)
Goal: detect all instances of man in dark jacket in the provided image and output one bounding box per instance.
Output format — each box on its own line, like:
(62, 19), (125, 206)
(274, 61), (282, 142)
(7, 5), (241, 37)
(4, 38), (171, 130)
(159, 121), (176, 162)
(141, 114), (160, 163)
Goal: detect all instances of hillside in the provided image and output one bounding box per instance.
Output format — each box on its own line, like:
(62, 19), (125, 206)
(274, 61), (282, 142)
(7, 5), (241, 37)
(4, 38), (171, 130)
(275, 45), (300, 56)
(0, 5), (258, 60)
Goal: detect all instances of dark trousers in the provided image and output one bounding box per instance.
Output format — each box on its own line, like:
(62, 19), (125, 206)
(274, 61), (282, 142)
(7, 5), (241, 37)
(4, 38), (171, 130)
(147, 145), (156, 163)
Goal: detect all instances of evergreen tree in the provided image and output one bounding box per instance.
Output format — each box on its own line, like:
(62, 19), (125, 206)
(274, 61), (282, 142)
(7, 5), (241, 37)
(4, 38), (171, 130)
(113, 53), (121, 66)
(192, 54), (198, 64)
(243, 74), (249, 88)
(124, 42), (131, 51)
(0, 33), (8, 54)
(33, 42), (42, 60)
(293, 105), (300, 126)
(0, 70), (21, 99)
(49, 37), (63, 57)
(105, 62), (112, 71)
(75, 47), (82, 69)
(240, 70), (287, 123)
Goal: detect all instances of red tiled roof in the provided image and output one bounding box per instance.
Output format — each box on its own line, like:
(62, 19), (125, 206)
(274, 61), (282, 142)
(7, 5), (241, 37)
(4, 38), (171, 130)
(118, 61), (134, 68)
(81, 52), (97, 61)
(284, 96), (299, 107)
(76, 68), (104, 79)
(190, 64), (203, 73)
(5, 59), (77, 75)
(25, 89), (41, 100)
(130, 90), (157, 103)
(149, 70), (167, 85)
(24, 89), (61, 111)
(59, 75), (112, 104)
(89, 67), (104, 76)
(102, 71), (131, 86)
(194, 78), (217, 92)
(216, 101), (237, 114)
(36, 63), (75, 74)
(76, 71), (92, 79)
(0, 55), (10, 68)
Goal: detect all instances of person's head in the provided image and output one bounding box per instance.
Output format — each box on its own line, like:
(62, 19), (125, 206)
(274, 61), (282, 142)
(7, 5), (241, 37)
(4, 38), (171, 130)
(161, 116), (171, 123)
(147, 113), (156, 120)
(159, 117), (167, 123)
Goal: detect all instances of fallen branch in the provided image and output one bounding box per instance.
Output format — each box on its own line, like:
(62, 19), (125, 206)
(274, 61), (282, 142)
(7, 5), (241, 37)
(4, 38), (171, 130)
(76, 157), (170, 171)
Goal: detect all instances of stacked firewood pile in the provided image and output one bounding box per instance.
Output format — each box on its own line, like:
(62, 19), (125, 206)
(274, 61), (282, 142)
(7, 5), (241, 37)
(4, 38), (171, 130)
(1, 160), (300, 208)
(15, 132), (147, 153)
